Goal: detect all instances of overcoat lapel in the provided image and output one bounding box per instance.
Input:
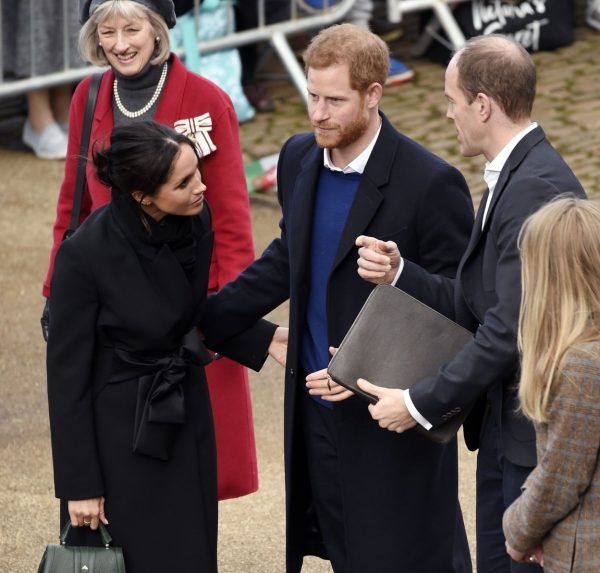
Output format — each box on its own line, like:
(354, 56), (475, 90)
(94, 70), (115, 141)
(331, 176), (384, 271)
(148, 246), (195, 308)
(289, 145), (322, 284)
(109, 206), (206, 323)
(288, 113), (395, 278)
(460, 189), (489, 263)
(331, 115), (393, 271)
(155, 55), (187, 123)
(462, 126), (546, 260)
(482, 127), (546, 233)
(142, 209), (214, 317)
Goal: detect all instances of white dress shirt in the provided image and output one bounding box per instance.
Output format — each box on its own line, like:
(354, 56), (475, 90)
(323, 122), (382, 174)
(481, 122), (538, 229)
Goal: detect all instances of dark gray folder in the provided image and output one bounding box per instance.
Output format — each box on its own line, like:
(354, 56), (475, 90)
(327, 283), (474, 444)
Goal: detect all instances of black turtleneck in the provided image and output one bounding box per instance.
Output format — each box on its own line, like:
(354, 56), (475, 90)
(112, 60), (167, 126)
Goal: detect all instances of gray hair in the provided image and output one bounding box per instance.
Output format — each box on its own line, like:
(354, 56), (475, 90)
(79, 0), (170, 67)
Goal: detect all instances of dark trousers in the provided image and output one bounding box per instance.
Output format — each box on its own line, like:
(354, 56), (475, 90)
(476, 416), (542, 573)
(299, 390), (349, 573)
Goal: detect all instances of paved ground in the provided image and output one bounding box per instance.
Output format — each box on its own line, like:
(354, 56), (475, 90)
(1, 14), (599, 573)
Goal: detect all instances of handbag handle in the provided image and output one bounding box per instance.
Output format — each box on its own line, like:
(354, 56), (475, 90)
(59, 521), (113, 548)
(64, 72), (102, 240)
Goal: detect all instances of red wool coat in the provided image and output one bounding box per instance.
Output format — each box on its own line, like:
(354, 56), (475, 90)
(44, 54), (258, 500)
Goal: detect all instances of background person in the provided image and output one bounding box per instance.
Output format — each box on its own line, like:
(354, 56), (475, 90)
(588, 0), (600, 29)
(503, 197), (600, 571)
(42, 0), (259, 501)
(203, 22), (474, 573)
(299, 0), (414, 85)
(1, 0), (83, 159)
(344, 0), (413, 86)
(234, 0), (279, 113)
(47, 121), (285, 573)
(354, 34), (586, 573)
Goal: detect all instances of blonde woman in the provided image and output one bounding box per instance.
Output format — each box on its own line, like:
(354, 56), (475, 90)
(503, 196), (600, 571)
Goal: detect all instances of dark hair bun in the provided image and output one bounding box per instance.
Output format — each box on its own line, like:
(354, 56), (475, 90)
(93, 146), (113, 188)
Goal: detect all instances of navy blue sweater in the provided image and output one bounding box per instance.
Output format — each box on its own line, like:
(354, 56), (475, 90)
(301, 168), (361, 406)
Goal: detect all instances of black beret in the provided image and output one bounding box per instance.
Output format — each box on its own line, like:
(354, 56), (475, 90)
(80, 0), (177, 29)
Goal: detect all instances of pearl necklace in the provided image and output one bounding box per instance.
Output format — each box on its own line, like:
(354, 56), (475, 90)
(113, 62), (168, 119)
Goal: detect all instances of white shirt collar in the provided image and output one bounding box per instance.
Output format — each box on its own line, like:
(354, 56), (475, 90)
(483, 122), (538, 192)
(323, 121), (382, 174)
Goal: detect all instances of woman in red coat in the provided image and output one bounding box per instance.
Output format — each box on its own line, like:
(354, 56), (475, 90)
(43, 0), (257, 500)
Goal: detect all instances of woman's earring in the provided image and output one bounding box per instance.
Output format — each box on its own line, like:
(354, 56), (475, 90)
(156, 36), (160, 42)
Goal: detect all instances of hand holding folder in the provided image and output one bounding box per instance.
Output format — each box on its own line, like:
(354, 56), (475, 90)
(356, 377), (418, 433)
(327, 284), (474, 443)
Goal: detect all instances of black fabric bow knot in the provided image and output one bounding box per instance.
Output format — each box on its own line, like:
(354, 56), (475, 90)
(132, 353), (187, 460)
(110, 327), (212, 460)
(144, 354), (187, 425)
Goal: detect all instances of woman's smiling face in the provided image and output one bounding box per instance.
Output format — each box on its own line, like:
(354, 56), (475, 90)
(97, 14), (157, 76)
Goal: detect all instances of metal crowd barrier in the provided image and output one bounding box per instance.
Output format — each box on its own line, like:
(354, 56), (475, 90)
(0, 0), (469, 102)
(0, 0), (358, 101)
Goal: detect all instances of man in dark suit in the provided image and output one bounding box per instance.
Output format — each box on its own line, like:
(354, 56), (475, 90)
(204, 23), (474, 572)
(356, 34), (586, 573)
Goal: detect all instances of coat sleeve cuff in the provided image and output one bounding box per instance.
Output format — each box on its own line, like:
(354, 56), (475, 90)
(212, 319), (278, 372)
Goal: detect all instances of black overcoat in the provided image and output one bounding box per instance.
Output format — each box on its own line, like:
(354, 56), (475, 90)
(204, 114), (476, 572)
(47, 200), (273, 573)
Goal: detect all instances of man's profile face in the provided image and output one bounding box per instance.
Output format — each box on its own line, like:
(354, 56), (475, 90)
(306, 64), (369, 152)
(444, 58), (483, 158)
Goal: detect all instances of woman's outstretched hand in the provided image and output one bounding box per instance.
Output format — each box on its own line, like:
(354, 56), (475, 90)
(268, 326), (288, 367)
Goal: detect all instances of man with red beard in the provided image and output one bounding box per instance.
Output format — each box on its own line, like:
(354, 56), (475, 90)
(204, 23), (474, 572)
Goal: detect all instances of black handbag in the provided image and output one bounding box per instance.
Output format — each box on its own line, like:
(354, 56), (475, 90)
(37, 522), (126, 573)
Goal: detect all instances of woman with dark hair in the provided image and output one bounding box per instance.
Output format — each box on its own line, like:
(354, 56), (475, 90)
(47, 121), (285, 573)
(43, 0), (260, 504)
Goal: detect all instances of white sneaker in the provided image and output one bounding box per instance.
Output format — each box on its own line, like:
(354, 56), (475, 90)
(588, 0), (600, 31)
(22, 120), (68, 160)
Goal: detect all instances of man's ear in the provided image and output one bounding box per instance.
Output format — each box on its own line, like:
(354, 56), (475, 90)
(366, 82), (383, 109)
(476, 92), (492, 122)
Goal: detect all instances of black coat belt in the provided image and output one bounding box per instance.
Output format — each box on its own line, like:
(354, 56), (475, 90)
(109, 328), (213, 461)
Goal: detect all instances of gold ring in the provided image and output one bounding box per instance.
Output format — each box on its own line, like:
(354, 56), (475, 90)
(83, 521), (91, 525)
